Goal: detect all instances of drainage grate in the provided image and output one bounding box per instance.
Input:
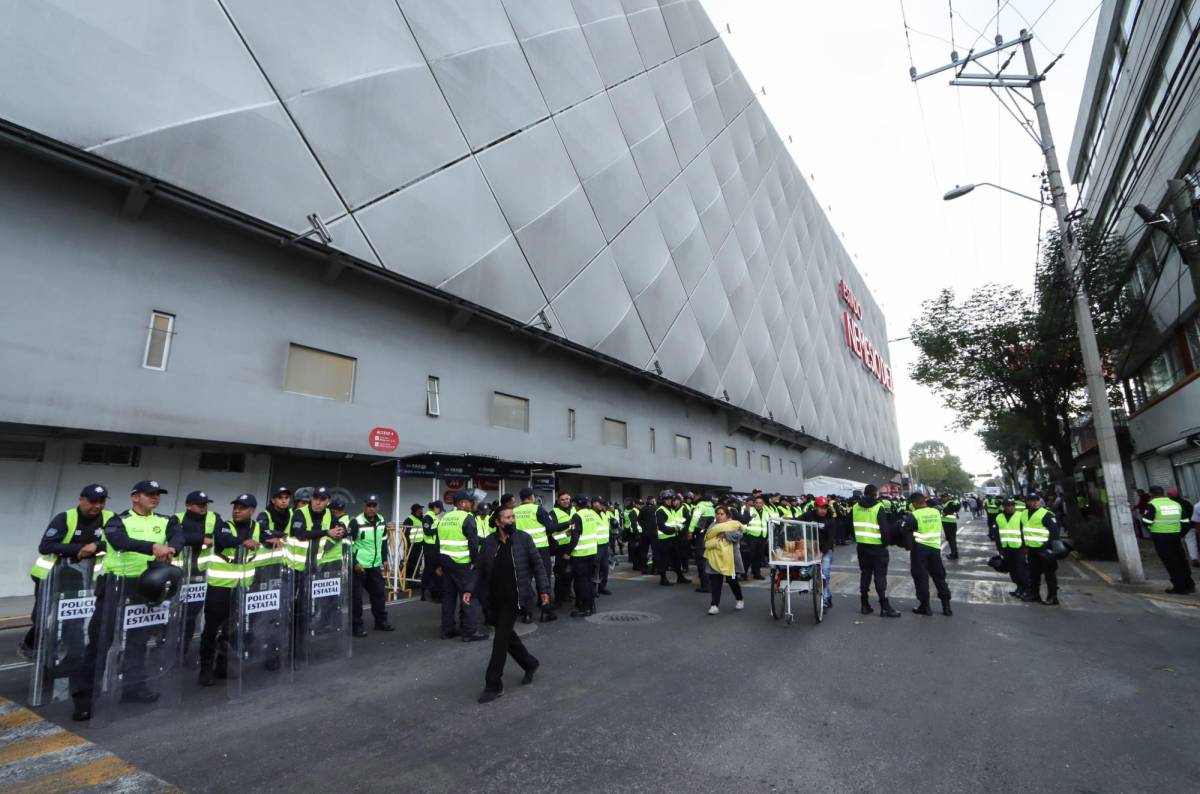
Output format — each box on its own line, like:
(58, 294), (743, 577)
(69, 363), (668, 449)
(586, 610), (660, 625)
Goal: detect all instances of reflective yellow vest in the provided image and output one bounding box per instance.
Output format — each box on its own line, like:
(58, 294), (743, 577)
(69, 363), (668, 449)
(996, 511), (1025, 549)
(574, 509), (600, 557)
(851, 503), (883, 545)
(104, 511), (170, 578)
(30, 508), (114, 580)
(911, 507), (943, 549)
(1023, 508), (1052, 548)
(1145, 497), (1183, 534)
(514, 502), (548, 549)
(437, 509), (472, 564)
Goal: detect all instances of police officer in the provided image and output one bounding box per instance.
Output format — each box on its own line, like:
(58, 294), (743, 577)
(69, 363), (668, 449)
(513, 488), (556, 622)
(422, 500), (444, 602)
(626, 499), (646, 572)
(1141, 485), (1195, 594)
(688, 493), (716, 593)
(198, 493), (278, 685)
(852, 484), (900, 617)
(994, 497), (1033, 600)
(984, 494), (1001, 543)
(941, 495), (960, 559)
(638, 496), (658, 574)
(21, 484), (112, 661)
(547, 492), (578, 607)
(349, 495), (394, 636)
(178, 490), (221, 658)
(403, 503), (426, 597)
(1024, 493), (1064, 605)
(436, 491), (488, 641)
(592, 496), (614, 596)
(257, 487), (293, 538)
(904, 493), (952, 616)
(72, 480), (183, 721)
(568, 495), (600, 616)
(742, 494), (769, 580)
(655, 490), (686, 585)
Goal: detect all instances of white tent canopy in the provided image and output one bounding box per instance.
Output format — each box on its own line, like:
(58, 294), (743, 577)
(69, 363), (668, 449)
(804, 475), (867, 498)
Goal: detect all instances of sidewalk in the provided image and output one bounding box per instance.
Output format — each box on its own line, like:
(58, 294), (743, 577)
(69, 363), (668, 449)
(0, 596), (33, 630)
(1073, 536), (1200, 606)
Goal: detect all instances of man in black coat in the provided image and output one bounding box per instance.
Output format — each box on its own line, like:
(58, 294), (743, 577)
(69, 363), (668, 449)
(468, 505), (550, 703)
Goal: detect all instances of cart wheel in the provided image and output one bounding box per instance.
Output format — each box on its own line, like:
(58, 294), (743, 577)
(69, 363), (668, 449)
(769, 570), (781, 620)
(812, 569), (824, 624)
(785, 613), (794, 625)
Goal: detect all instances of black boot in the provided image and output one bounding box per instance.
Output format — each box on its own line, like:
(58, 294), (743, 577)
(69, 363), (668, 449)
(941, 598), (953, 616)
(879, 599), (901, 618)
(912, 602), (933, 616)
(1041, 594), (1059, 606)
(860, 597), (873, 615)
(198, 664), (216, 687)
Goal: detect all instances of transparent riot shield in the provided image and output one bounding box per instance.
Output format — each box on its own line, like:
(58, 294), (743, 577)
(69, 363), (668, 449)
(92, 549), (188, 725)
(296, 541), (351, 668)
(29, 557), (98, 707)
(229, 543), (294, 697)
(179, 551), (208, 669)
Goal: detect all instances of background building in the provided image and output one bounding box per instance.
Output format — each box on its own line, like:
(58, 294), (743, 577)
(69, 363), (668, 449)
(1068, 0), (1200, 500)
(0, 0), (900, 596)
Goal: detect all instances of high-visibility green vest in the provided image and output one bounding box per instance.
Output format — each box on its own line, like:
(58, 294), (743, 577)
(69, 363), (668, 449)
(259, 508), (293, 539)
(985, 498), (1000, 516)
(206, 521), (261, 589)
(406, 514), (424, 544)
(851, 503), (883, 545)
(352, 513), (387, 568)
(656, 506), (684, 540)
(941, 507), (958, 525)
(744, 507), (767, 538)
(177, 511), (218, 571)
(688, 501), (715, 532)
(1023, 508), (1052, 548)
(625, 509), (639, 534)
(574, 509), (600, 557)
(513, 503), (548, 548)
(285, 505), (331, 571)
(437, 509), (472, 564)
(30, 508), (114, 580)
(318, 514), (352, 564)
(912, 507), (943, 549)
(594, 509), (611, 545)
(104, 511), (170, 578)
(423, 512), (439, 544)
(551, 507), (575, 545)
(996, 512), (1024, 549)
(1145, 497), (1183, 534)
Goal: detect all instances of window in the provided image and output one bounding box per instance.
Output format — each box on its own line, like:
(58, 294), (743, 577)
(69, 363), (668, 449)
(81, 443), (140, 466)
(760, 454), (771, 473)
(791, 460), (799, 477)
(707, 441), (713, 463)
(285, 344), (355, 402)
(674, 434), (692, 459)
(426, 376), (440, 416)
(1186, 315), (1200, 369)
(0, 438), (45, 462)
(603, 418), (627, 447)
(650, 427), (656, 453)
(142, 311), (174, 371)
(490, 392), (529, 431)
(198, 452), (246, 473)
(724, 446), (738, 466)
(568, 409), (576, 440)
(746, 450), (751, 468)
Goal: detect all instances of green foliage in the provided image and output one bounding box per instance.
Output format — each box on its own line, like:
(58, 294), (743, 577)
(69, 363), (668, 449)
(906, 440), (973, 494)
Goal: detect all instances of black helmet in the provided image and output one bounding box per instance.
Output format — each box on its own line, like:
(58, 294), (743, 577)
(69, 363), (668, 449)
(1048, 539), (1073, 560)
(137, 561), (183, 606)
(659, 489), (676, 501)
(987, 555), (1009, 574)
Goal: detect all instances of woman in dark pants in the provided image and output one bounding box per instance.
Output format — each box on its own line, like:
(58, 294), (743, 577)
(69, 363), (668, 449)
(467, 505), (550, 703)
(703, 505), (745, 614)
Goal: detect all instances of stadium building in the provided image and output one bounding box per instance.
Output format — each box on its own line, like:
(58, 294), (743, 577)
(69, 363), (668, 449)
(0, 0), (900, 596)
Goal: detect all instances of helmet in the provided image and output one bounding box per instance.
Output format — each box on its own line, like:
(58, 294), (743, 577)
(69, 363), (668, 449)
(986, 555), (1008, 574)
(814, 496), (828, 507)
(659, 489), (676, 501)
(137, 561), (183, 606)
(1048, 539), (1073, 560)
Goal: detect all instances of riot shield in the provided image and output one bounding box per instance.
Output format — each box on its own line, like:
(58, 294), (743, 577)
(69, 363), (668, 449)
(229, 544), (294, 698)
(295, 541), (351, 668)
(29, 557), (98, 707)
(179, 551), (208, 669)
(91, 549), (187, 724)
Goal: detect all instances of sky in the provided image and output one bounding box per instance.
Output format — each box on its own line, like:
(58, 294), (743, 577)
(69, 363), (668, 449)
(700, 0), (1102, 479)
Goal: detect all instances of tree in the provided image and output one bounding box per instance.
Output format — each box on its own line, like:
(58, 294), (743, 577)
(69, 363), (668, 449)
(908, 221), (1135, 525)
(905, 440), (973, 494)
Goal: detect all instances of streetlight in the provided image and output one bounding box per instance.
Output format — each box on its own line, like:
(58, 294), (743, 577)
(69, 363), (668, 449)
(943, 182), (1048, 205)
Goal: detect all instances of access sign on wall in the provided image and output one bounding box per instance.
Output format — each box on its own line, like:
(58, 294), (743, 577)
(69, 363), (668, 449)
(368, 427), (399, 452)
(838, 280), (894, 392)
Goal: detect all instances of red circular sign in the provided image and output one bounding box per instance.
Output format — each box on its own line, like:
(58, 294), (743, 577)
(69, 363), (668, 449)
(368, 427), (399, 452)
(445, 479), (465, 490)
(443, 490), (456, 504)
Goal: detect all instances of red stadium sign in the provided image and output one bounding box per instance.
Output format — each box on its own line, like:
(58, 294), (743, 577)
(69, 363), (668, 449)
(368, 427), (399, 452)
(839, 280), (894, 393)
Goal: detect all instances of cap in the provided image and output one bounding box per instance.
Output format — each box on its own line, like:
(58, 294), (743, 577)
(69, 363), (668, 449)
(131, 480), (168, 495)
(185, 490), (213, 505)
(519, 487), (535, 499)
(364, 494), (380, 505)
(79, 484), (109, 500)
(1001, 497), (1015, 506)
(410, 503), (423, 512)
(310, 487), (331, 500)
(330, 498), (347, 510)
(814, 496), (828, 507)
(271, 486), (292, 497)
(1026, 492), (1042, 501)
(428, 500), (443, 510)
(231, 493), (258, 508)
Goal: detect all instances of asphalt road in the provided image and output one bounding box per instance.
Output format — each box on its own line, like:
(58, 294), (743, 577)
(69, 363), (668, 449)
(2, 517), (1198, 793)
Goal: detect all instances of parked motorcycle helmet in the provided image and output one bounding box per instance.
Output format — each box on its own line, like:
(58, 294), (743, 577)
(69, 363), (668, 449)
(137, 561), (183, 606)
(1049, 538), (1074, 560)
(987, 554), (1009, 573)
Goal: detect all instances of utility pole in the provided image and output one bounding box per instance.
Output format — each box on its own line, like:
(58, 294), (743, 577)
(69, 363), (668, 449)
(912, 30), (1145, 582)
